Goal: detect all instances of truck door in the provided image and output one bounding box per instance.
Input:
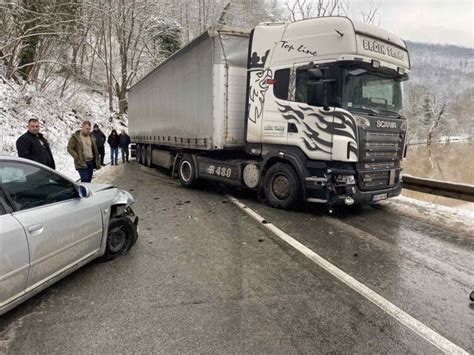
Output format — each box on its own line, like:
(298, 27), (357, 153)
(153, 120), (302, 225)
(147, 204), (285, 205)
(284, 64), (334, 161)
(0, 186), (30, 312)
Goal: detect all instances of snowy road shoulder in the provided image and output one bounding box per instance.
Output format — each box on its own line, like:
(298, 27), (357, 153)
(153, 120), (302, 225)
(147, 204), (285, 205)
(380, 195), (474, 235)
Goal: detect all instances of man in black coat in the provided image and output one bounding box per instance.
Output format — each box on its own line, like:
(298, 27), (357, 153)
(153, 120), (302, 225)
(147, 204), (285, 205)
(91, 124), (106, 165)
(119, 129), (131, 163)
(16, 118), (55, 169)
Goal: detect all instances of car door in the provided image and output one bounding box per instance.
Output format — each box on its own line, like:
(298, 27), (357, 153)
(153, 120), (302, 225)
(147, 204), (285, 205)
(0, 160), (103, 291)
(0, 187), (30, 312)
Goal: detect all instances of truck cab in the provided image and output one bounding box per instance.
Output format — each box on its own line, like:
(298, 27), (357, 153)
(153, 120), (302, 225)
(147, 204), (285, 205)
(245, 17), (410, 207)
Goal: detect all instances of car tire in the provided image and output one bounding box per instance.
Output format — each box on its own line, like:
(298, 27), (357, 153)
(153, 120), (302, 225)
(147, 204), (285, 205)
(263, 163), (301, 209)
(178, 154), (198, 188)
(100, 217), (137, 262)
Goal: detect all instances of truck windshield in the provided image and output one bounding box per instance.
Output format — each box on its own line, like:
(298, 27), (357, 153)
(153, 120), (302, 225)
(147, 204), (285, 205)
(341, 66), (404, 117)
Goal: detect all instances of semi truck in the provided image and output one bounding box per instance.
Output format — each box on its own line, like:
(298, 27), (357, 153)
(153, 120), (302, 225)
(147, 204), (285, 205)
(128, 16), (410, 209)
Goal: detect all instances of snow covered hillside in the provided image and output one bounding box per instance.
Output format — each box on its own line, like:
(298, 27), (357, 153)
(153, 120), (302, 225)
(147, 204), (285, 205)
(0, 79), (128, 179)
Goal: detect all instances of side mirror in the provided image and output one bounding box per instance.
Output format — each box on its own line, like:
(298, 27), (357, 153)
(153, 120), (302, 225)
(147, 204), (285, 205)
(307, 68), (324, 107)
(308, 68), (323, 81)
(79, 185), (91, 198)
(307, 81), (325, 107)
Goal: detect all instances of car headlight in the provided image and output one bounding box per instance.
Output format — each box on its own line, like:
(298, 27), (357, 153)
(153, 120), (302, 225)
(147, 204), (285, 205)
(337, 174), (355, 184)
(354, 115), (370, 128)
(400, 121), (408, 131)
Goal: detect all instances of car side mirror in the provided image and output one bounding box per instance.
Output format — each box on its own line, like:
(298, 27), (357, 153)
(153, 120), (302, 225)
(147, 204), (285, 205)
(79, 185), (91, 198)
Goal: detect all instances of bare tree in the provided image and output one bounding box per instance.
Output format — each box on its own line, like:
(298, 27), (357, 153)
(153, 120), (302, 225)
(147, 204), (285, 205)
(360, 1), (380, 25)
(285, 0), (349, 21)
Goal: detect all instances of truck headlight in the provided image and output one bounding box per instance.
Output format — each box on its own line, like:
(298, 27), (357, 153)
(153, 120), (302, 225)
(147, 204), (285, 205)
(337, 174), (355, 184)
(354, 116), (370, 128)
(400, 121), (408, 131)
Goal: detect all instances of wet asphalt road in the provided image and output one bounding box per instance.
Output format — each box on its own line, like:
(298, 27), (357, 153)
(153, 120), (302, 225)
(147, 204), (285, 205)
(0, 161), (473, 354)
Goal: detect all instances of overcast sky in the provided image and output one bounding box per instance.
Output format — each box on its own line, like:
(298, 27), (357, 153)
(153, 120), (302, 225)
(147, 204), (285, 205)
(345, 0), (473, 47)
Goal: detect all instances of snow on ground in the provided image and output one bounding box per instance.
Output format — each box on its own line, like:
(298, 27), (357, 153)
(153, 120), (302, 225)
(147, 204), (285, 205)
(380, 195), (474, 235)
(0, 80), (128, 180)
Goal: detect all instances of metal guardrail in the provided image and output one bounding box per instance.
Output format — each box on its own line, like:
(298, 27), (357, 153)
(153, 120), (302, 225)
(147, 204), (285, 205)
(402, 175), (474, 202)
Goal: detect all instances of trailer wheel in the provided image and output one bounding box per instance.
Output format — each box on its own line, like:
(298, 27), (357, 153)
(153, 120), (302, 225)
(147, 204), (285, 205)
(178, 154), (198, 188)
(136, 144), (141, 163)
(263, 163), (301, 209)
(140, 144), (147, 165)
(146, 145), (152, 167)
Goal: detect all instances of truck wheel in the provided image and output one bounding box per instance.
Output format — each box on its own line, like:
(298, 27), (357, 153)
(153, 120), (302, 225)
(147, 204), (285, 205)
(178, 154), (198, 188)
(100, 217), (137, 262)
(263, 163), (301, 209)
(146, 145), (152, 167)
(140, 144), (147, 165)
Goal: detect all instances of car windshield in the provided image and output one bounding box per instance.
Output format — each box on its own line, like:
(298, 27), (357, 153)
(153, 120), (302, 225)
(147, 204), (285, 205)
(341, 66), (405, 116)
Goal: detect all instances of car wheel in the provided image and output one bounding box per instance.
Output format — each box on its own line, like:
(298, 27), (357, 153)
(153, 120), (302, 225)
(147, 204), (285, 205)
(100, 218), (137, 261)
(263, 163), (301, 209)
(178, 154), (198, 188)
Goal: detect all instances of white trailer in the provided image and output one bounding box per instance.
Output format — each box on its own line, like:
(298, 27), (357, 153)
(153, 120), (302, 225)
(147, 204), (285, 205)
(129, 17), (411, 209)
(129, 27), (249, 153)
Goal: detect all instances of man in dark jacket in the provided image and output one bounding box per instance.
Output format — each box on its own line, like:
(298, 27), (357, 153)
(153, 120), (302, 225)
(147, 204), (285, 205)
(91, 124), (106, 166)
(16, 118), (55, 169)
(119, 129), (131, 163)
(67, 120), (101, 182)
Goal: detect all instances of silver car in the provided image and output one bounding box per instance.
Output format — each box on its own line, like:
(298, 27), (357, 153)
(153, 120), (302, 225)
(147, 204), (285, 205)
(0, 156), (138, 315)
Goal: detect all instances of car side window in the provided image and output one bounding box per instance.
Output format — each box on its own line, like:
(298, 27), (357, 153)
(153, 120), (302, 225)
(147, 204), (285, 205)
(0, 162), (78, 211)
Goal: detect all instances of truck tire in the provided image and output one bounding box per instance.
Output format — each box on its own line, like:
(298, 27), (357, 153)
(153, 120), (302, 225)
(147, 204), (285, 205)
(146, 145), (152, 167)
(141, 144), (147, 165)
(178, 154), (198, 188)
(263, 163), (301, 209)
(99, 217), (137, 262)
(136, 144), (141, 163)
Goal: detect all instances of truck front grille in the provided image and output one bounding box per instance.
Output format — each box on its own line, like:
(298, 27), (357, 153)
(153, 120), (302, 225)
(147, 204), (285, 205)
(359, 128), (405, 163)
(356, 121), (405, 191)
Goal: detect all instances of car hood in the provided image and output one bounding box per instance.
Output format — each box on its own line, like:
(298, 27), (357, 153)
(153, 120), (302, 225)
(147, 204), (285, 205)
(83, 183), (135, 206)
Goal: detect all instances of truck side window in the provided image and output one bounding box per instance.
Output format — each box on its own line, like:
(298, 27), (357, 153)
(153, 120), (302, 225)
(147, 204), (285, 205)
(273, 69), (290, 100)
(296, 65), (338, 106)
(295, 69), (309, 103)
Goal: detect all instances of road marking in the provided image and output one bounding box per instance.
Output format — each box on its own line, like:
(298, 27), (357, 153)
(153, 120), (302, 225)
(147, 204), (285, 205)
(226, 195), (469, 355)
